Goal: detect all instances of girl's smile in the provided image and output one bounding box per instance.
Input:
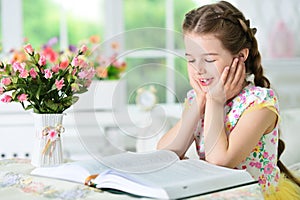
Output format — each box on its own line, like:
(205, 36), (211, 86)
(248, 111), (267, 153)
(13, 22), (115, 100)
(199, 77), (214, 87)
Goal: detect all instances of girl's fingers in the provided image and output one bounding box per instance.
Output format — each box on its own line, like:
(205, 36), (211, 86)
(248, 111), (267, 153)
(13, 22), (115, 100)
(220, 66), (230, 84)
(191, 74), (206, 96)
(231, 57), (246, 86)
(225, 57), (238, 85)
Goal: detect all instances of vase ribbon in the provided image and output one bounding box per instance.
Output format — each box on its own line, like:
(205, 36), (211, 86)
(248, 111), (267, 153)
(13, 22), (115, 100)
(41, 124), (65, 155)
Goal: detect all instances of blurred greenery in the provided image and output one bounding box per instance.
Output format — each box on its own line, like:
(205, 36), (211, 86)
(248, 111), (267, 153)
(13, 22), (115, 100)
(23, 0), (103, 48)
(124, 0), (196, 103)
(23, 0), (60, 47)
(14, 0), (197, 103)
(125, 57), (166, 104)
(174, 57), (191, 103)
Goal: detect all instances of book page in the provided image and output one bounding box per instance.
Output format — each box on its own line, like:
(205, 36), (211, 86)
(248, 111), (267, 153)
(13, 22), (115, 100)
(31, 150), (178, 183)
(124, 159), (255, 199)
(31, 159), (109, 183)
(129, 159), (254, 186)
(101, 149), (179, 173)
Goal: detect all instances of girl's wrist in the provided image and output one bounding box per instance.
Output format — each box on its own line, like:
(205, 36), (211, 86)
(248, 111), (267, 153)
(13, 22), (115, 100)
(205, 96), (225, 106)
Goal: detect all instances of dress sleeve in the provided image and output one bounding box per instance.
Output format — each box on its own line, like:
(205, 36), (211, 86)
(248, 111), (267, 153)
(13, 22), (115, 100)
(183, 89), (196, 109)
(244, 88), (280, 121)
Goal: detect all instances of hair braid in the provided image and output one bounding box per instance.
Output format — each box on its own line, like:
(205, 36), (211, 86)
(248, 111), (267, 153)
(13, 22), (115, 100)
(277, 138), (300, 187)
(235, 16), (271, 89)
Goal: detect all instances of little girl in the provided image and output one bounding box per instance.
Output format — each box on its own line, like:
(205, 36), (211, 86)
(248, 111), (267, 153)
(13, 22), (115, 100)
(157, 1), (300, 199)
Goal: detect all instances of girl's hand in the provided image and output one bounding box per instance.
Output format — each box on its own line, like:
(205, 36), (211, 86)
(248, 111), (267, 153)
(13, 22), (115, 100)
(206, 57), (246, 104)
(223, 57), (246, 101)
(188, 65), (206, 116)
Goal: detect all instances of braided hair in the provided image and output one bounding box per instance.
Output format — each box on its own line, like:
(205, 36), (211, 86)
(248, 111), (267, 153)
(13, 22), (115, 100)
(182, 1), (300, 187)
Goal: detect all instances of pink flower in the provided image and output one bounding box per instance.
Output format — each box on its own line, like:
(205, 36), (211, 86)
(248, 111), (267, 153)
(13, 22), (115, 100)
(55, 79), (65, 90)
(1, 77), (11, 85)
(19, 69), (29, 78)
(79, 45), (88, 54)
(29, 68), (38, 78)
(86, 68), (96, 80)
(249, 162), (255, 167)
(255, 162), (262, 168)
(12, 62), (25, 72)
(42, 46), (58, 63)
(84, 79), (92, 88)
(72, 68), (77, 76)
(269, 154), (275, 161)
(271, 138), (277, 144)
(44, 69), (52, 79)
(24, 44), (34, 55)
(1, 95), (12, 103)
(257, 141), (263, 148)
(258, 175), (266, 185)
(38, 55), (46, 66)
(0, 87), (4, 95)
(51, 64), (59, 73)
(264, 163), (274, 174)
(17, 94), (28, 102)
(269, 90), (274, 97)
(78, 71), (88, 79)
(78, 60), (89, 69)
(263, 152), (269, 158)
(48, 129), (58, 141)
(59, 60), (69, 70)
(71, 57), (79, 66)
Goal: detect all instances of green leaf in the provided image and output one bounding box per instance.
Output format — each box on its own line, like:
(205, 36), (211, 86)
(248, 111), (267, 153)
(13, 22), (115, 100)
(76, 87), (88, 94)
(44, 99), (59, 112)
(34, 53), (40, 63)
(36, 84), (42, 100)
(253, 152), (257, 158)
(61, 96), (75, 107)
(72, 96), (79, 104)
(25, 104), (33, 110)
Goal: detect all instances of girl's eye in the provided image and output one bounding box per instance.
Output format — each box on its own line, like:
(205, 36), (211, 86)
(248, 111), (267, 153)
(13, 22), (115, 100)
(186, 58), (195, 63)
(204, 59), (216, 63)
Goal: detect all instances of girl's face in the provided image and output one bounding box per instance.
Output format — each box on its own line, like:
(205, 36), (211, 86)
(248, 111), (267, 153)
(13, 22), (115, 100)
(184, 33), (236, 92)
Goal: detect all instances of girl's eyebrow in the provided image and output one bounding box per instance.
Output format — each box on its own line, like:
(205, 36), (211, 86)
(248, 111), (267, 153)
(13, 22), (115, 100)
(185, 53), (218, 56)
(201, 53), (218, 56)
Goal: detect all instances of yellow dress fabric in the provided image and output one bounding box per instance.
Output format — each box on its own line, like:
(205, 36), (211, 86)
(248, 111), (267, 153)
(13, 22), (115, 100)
(264, 174), (300, 200)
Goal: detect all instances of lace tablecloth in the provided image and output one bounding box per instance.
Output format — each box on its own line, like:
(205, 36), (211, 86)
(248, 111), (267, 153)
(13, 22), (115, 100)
(0, 158), (266, 200)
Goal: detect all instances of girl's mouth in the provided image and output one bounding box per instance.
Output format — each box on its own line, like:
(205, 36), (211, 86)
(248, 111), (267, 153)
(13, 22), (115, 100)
(199, 78), (213, 86)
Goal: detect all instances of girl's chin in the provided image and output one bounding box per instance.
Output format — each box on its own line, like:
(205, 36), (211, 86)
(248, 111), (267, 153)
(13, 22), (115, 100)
(199, 85), (213, 93)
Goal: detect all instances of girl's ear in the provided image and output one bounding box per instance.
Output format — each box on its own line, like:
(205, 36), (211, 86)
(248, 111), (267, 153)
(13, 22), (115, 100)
(238, 48), (249, 61)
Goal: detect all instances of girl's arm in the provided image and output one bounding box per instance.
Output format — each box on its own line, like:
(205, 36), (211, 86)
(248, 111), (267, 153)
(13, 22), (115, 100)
(203, 100), (277, 168)
(203, 57), (277, 167)
(157, 97), (204, 159)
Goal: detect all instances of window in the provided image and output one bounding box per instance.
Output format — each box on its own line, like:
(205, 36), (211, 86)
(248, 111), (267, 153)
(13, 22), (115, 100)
(23, 0), (104, 49)
(123, 0), (197, 104)
(0, 0), (203, 104)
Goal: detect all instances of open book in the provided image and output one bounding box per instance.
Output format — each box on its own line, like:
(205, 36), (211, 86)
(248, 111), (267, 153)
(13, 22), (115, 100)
(31, 150), (256, 199)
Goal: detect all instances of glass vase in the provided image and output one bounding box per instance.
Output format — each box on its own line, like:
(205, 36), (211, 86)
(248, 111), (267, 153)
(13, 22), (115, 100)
(31, 113), (65, 167)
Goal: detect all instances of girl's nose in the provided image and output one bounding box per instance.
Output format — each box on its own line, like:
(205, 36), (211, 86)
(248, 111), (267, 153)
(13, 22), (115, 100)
(195, 62), (206, 75)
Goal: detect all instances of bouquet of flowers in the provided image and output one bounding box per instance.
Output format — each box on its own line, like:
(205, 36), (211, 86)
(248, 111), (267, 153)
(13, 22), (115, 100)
(79, 35), (127, 80)
(0, 42), (95, 113)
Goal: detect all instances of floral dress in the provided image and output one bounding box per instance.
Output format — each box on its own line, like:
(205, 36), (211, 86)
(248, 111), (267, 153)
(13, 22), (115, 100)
(186, 83), (300, 199)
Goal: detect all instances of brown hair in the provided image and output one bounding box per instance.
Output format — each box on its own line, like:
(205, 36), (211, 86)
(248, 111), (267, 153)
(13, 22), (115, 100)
(182, 0), (300, 187)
